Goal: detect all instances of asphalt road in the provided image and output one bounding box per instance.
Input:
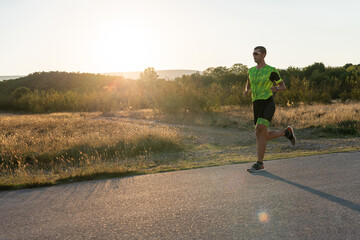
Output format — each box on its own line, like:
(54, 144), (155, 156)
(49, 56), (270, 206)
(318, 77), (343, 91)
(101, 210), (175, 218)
(1, 151), (359, 240)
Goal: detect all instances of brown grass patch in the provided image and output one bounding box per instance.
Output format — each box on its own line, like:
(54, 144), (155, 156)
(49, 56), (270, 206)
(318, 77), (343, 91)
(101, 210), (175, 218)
(0, 112), (183, 189)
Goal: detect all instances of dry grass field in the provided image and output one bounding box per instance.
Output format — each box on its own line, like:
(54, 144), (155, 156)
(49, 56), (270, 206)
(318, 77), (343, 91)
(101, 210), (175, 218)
(0, 113), (182, 189)
(273, 102), (360, 128)
(1, 102), (359, 190)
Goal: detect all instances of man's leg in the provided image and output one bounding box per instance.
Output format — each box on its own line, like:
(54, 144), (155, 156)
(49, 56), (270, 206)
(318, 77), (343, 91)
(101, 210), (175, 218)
(256, 125), (286, 162)
(268, 129), (285, 140)
(255, 124), (267, 163)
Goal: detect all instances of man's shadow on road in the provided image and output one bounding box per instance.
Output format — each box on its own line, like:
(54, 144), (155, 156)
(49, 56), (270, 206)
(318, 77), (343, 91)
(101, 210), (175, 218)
(253, 171), (360, 213)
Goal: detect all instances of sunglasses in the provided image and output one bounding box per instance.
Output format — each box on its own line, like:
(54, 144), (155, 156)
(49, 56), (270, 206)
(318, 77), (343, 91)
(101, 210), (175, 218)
(253, 51), (262, 55)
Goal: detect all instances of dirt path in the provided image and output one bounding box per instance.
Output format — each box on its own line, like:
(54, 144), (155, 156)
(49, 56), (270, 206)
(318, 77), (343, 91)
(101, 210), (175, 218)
(98, 116), (360, 161)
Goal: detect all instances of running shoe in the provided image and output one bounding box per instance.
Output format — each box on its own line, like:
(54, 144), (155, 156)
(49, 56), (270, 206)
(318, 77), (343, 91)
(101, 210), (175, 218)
(285, 126), (296, 145)
(247, 162), (265, 173)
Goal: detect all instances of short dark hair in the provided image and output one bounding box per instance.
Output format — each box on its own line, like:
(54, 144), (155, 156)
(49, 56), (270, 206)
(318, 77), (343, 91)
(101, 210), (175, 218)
(254, 46), (267, 55)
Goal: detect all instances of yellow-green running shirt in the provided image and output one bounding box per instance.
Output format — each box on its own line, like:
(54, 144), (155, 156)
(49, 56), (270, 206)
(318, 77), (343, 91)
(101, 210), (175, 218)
(248, 65), (283, 102)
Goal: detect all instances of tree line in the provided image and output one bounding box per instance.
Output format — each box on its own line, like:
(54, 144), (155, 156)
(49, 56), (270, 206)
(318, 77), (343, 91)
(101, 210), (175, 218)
(0, 62), (359, 113)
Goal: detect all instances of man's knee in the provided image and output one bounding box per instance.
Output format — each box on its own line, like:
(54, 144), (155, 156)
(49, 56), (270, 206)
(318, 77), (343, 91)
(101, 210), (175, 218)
(255, 124), (267, 135)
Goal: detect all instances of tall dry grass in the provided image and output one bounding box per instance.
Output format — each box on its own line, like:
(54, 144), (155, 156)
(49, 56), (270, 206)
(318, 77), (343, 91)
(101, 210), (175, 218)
(273, 102), (360, 128)
(213, 102), (360, 130)
(0, 112), (183, 188)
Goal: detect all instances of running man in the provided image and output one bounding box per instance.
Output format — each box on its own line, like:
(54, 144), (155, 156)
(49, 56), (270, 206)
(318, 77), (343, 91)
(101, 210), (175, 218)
(244, 46), (296, 173)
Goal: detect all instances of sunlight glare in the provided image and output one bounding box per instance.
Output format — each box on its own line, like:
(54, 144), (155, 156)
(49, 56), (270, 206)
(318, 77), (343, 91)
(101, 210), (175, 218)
(258, 211), (269, 223)
(93, 23), (158, 72)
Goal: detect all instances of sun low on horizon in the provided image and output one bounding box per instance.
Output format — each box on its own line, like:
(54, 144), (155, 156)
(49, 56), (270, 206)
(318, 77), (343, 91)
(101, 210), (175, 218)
(90, 21), (161, 73)
(0, 0), (360, 75)
(0, 0), (199, 75)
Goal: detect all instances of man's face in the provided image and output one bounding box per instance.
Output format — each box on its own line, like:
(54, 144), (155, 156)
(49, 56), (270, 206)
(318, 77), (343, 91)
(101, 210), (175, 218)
(253, 49), (265, 63)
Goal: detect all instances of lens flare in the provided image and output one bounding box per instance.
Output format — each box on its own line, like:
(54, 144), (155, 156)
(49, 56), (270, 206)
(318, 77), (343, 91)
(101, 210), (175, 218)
(258, 212), (269, 223)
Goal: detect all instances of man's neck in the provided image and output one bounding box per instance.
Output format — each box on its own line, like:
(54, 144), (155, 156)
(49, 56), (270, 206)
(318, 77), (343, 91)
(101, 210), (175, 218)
(257, 61), (267, 69)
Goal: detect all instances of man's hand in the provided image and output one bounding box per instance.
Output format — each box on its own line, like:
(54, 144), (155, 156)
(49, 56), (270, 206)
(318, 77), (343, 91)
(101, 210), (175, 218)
(243, 90), (250, 97)
(270, 86), (278, 93)
(271, 81), (286, 93)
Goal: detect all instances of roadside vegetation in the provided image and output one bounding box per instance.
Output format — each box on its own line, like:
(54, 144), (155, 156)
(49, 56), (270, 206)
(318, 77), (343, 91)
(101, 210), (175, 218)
(1, 102), (360, 190)
(0, 63), (359, 114)
(0, 112), (183, 189)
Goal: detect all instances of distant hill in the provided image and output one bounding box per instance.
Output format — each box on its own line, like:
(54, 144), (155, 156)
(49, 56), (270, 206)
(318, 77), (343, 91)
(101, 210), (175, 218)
(0, 76), (24, 81)
(0, 72), (125, 94)
(0, 70), (201, 94)
(0, 70), (200, 83)
(105, 70), (201, 80)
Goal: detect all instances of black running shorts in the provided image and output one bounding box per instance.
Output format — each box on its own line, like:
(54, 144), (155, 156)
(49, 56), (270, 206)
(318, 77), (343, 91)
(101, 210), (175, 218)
(253, 96), (275, 127)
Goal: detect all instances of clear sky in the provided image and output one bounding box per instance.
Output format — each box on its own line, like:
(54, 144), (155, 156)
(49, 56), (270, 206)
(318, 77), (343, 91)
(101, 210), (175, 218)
(0, 0), (359, 75)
